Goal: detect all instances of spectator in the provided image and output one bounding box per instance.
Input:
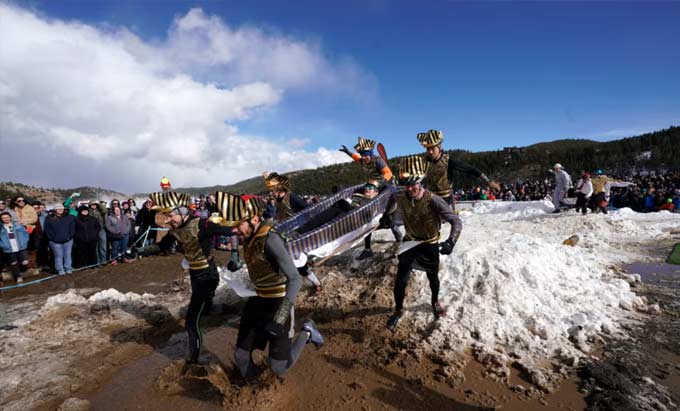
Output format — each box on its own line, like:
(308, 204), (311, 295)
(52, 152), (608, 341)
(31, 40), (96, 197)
(105, 205), (131, 265)
(124, 209), (137, 260)
(13, 196), (38, 234)
(32, 201), (51, 271)
(44, 204), (76, 275)
(195, 201), (210, 220)
(73, 205), (101, 268)
(575, 173), (593, 215)
(63, 192), (81, 216)
(127, 198), (139, 214)
(0, 211), (29, 283)
(135, 199), (157, 246)
(0, 199), (18, 222)
(88, 200), (108, 263)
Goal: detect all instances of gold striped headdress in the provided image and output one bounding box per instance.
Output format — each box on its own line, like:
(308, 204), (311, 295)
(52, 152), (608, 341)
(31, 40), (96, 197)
(149, 192), (191, 213)
(417, 129), (444, 148)
(398, 155), (427, 185)
(263, 172), (291, 192)
(214, 192), (265, 227)
(354, 136), (376, 152)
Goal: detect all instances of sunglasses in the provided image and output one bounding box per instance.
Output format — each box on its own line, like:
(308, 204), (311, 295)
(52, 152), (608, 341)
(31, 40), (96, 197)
(17, 199), (25, 203)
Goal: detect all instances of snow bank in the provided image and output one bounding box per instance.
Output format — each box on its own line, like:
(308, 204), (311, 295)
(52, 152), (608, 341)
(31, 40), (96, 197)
(391, 201), (680, 375)
(42, 288), (156, 312)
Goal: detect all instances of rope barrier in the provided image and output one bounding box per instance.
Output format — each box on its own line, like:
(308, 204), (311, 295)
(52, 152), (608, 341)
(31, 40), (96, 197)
(0, 227), (169, 291)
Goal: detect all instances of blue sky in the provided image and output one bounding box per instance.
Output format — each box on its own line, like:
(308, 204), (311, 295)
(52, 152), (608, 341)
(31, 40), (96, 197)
(2, 1), (679, 191)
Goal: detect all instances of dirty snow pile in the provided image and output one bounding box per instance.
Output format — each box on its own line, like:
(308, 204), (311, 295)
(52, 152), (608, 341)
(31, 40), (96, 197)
(43, 288), (157, 310)
(380, 201), (680, 383)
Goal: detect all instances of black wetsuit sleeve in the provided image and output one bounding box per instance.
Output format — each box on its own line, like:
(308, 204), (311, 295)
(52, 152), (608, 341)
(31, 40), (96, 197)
(430, 195), (462, 241)
(152, 231), (175, 253)
(447, 158), (484, 182)
(264, 232), (302, 301)
(289, 193), (309, 212)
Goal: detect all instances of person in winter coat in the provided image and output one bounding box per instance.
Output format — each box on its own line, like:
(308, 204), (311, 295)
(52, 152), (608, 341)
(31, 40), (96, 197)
(105, 205), (132, 264)
(74, 206), (101, 268)
(135, 199), (157, 246)
(575, 173), (594, 215)
(44, 204), (76, 275)
(551, 163), (572, 213)
(0, 212), (30, 283)
(124, 209), (137, 259)
(13, 196), (38, 233)
(88, 200), (108, 263)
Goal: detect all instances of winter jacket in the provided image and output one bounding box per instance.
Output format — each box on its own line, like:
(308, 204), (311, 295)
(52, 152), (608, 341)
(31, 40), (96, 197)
(554, 169), (572, 192)
(14, 205), (38, 228)
(0, 222), (29, 253)
(89, 204), (107, 229)
(105, 214), (131, 239)
(135, 207), (157, 237)
(62, 196), (79, 217)
(75, 215), (102, 243)
(44, 214), (76, 243)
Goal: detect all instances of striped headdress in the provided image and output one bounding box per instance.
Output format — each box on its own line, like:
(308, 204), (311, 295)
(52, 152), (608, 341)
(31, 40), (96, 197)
(149, 192), (191, 213)
(354, 136), (376, 152)
(417, 129), (444, 148)
(263, 172), (291, 191)
(398, 155), (427, 185)
(215, 192), (266, 227)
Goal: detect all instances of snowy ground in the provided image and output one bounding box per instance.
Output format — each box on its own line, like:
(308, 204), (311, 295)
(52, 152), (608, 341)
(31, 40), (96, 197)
(1, 201), (678, 410)
(378, 200), (680, 388)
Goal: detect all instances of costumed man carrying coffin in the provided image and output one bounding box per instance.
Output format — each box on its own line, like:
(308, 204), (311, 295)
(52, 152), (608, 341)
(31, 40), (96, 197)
(339, 136), (394, 188)
(214, 192), (323, 378)
(417, 129), (500, 207)
(387, 156), (463, 331)
(339, 137), (400, 259)
(263, 172), (322, 291)
(139, 192), (232, 364)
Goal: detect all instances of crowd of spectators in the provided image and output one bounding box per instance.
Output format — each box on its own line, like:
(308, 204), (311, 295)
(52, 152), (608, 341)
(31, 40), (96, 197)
(0, 193), (146, 286)
(452, 171), (680, 213)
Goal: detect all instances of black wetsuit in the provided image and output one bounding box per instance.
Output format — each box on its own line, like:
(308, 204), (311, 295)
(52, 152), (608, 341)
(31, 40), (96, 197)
(153, 216), (232, 363)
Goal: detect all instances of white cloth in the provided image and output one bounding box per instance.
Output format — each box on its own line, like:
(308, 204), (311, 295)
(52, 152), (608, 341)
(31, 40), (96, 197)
(552, 169), (572, 209)
(4, 223), (19, 252)
(576, 179), (593, 198)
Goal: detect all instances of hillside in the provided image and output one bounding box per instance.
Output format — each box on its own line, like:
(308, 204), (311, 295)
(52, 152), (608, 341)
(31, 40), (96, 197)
(178, 126), (680, 195)
(0, 182), (127, 205)
(5, 126), (678, 200)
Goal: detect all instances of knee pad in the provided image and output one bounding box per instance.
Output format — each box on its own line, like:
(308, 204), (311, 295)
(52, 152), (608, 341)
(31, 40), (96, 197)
(269, 359), (289, 376)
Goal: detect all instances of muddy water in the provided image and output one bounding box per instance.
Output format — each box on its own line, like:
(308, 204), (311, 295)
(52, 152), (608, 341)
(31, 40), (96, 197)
(625, 262), (680, 288)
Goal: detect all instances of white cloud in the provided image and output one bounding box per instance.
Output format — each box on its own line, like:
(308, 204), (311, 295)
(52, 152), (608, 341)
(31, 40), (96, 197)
(0, 4), (358, 192)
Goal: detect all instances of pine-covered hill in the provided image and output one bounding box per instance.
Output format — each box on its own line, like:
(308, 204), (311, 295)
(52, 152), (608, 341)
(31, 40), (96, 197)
(180, 126), (680, 195)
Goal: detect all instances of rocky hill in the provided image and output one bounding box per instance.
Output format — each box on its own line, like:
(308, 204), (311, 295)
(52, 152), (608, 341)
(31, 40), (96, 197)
(0, 182), (127, 205)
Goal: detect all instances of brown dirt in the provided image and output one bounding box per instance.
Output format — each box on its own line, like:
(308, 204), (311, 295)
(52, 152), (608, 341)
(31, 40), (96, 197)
(59, 253), (589, 411)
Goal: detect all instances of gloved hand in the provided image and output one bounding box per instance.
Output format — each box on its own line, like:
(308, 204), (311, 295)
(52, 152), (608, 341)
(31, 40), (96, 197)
(489, 181), (501, 192)
(71, 192), (81, 198)
(227, 259), (243, 272)
(439, 238), (455, 255)
(339, 145), (352, 156)
(265, 298), (293, 337)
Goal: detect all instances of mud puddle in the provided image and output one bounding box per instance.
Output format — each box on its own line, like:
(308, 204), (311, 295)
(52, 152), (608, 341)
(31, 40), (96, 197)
(625, 262), (680, 288)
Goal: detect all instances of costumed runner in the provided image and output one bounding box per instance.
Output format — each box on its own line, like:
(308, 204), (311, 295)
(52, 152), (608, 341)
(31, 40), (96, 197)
(263, 172), (322, 291)
(339, 137), (401, 259)
(387, 156), (463, 331)
(417, 129), (500, 207)
(138, 192), (231, 364)
(214, 192), (324, 378)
